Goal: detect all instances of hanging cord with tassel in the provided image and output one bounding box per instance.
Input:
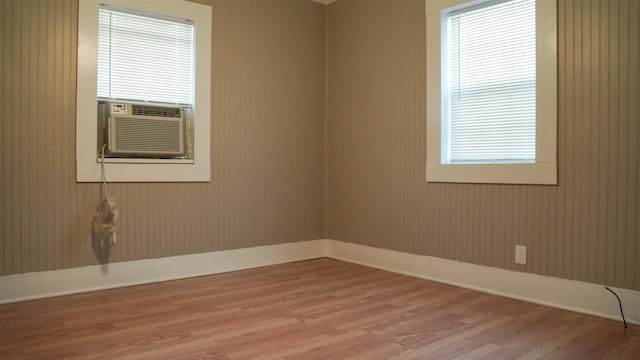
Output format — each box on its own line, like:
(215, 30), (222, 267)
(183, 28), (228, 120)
(91, 144), (119, 244)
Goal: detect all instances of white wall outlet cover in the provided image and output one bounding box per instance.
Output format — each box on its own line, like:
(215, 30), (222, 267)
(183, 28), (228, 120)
(515, 245), (527, 265)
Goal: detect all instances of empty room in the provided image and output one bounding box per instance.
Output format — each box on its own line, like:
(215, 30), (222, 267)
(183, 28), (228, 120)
(1, 0), (639, 358)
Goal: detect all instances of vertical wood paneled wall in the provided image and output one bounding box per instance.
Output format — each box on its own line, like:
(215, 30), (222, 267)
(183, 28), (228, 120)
(327, 0), (640, 291)
(1, 0), (639, 293)
(0, 0), (326, 276)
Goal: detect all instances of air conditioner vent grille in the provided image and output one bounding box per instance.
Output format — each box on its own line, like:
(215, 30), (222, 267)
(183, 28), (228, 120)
(114, 117), (182, 154)
(131, 104), (181, 118)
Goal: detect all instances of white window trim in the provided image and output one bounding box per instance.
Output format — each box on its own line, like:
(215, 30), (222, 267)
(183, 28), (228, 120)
(425, 0), (557, 185)
(76, 0), (211, 182)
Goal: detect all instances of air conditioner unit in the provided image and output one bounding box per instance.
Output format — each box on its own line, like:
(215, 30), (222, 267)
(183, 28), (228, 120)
(99, 101), (192, 158)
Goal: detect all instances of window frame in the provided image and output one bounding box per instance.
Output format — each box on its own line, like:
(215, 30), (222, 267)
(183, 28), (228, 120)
(76, 0), (211, 182)
(425, 0), (557, 185)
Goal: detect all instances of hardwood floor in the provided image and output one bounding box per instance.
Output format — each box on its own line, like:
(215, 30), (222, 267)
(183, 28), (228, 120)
(1, 258), (638, 359)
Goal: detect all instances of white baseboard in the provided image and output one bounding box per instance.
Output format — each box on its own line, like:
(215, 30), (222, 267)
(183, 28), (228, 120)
(1, 238), (638, 327)
(0, 239), (326, 304)
(326, 240), (640, 326)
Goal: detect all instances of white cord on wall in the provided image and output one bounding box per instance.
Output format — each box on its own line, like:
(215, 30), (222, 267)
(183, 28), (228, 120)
(101, 143), (110, 201)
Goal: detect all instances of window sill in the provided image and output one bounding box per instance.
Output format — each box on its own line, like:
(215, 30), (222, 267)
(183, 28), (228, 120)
(426, 161), (557, 185)
(77, 161), (210, 183)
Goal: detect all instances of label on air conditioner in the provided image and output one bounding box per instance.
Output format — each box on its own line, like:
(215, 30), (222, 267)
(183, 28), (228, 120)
(111, 103), (128, 114)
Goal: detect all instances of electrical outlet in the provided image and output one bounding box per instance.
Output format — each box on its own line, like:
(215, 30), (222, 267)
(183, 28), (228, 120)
(515, 245), (526, 264)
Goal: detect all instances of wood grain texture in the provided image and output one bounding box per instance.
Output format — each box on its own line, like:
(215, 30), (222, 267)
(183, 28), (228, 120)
(1, 259), (638, 359)
(0, 0), (326, 275)
(326, 0), (640, 290)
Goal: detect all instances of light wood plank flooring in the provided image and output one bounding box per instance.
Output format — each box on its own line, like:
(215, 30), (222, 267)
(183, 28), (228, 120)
(1, 258), (638, 359)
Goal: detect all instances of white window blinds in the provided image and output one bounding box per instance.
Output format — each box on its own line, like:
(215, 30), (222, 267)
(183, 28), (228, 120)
(98, 5), (194, 105)
(445, 0), (536, 164)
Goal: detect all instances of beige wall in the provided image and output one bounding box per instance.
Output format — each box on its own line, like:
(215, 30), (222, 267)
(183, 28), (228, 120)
(327, 0), (639, 291)
(1, 0), (639, 292)
(0, 0), (326, 275)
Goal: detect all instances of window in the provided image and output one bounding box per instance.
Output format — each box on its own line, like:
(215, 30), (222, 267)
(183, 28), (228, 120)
(426, 0), (557, 184)
(97, 5), (194, 105)
(76, 0), (211, 182)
